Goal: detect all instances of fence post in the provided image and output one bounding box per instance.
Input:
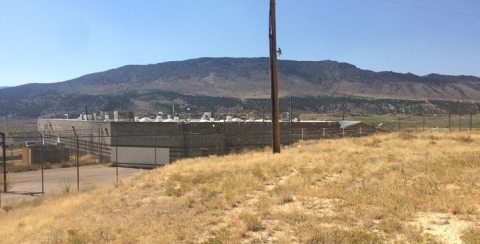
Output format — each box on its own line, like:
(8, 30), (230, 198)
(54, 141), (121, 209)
(98, 127), (102, 163)
(154, 136), (157, 168)
(448, 112), (451, 132)
(38, 133), (45, 194)
(322, 128), (326, 138)
(290, 96), (293, 145)
(1, 132), (6, 193)
(422, 115), (425, 132)
(115, 136), (118, 184)
(201, 134), (204, 156)
(342, 128), (345, 137)
(359, 127), (362, 136)
(301, 129), (304, 140)
(72, 126), (80, 192)
(104, 128), (109, 164)
(76, 135), (80, 191)
(183, 129), (188, 158)
(470, 110), (473, 133)
(89, 133), (93, 154)
(459, 101), (462, 132)
(223, 121), (227, 155)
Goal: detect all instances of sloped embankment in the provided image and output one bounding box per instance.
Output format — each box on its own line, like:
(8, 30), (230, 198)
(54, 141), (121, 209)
(0, 132), (479, 243)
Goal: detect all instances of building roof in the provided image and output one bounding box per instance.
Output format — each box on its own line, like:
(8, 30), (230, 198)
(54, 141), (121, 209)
(340, 121), (363, 129)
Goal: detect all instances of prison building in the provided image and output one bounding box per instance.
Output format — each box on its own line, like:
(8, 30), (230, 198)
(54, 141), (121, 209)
(37, 118), (373, 167)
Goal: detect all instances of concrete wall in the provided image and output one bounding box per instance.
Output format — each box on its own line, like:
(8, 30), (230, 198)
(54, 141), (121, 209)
(110, 147), (169, 166)
(109, 121), (341, 161)
(22, 145), (69, 164)
(38, 119), (345, 164)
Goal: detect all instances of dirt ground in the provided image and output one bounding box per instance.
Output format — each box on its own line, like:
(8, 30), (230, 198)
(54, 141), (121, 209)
(0, 164), (142, 207)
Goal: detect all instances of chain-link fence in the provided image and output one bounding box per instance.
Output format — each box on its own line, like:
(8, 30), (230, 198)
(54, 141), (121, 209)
(2, 113), (478, 207)
(300, 113), (480, 132)
(0, 131), (133, 207)
(0, 125), (378, 203)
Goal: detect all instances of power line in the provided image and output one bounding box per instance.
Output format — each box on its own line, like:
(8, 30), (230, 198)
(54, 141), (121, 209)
(380, 0), (480, 19)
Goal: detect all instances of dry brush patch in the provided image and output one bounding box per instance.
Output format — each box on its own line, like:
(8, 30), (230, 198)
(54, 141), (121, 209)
(0, 132), (479, 243)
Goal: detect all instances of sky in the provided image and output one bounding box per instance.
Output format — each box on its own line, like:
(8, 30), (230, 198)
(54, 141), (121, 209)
(1, 0), (480, 86)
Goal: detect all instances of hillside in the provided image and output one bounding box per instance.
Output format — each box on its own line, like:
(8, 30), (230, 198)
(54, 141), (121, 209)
(1, 58), (480, 117)
(0, 133), (479, 243)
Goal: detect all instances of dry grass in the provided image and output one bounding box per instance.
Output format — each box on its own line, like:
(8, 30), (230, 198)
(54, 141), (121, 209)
(0, 132), (479, 243)
(461, 227), (480, 244)
(78, 154), (99, 165)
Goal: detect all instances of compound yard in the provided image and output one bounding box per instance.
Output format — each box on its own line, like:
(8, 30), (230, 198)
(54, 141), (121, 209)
(1, 165), (142, 207)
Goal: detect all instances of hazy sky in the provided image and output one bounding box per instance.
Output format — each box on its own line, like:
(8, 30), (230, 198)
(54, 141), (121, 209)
(1, 0), (480, 86)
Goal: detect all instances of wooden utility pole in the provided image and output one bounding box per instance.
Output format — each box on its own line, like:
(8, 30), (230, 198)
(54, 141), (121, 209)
(269, 0), (281, 153)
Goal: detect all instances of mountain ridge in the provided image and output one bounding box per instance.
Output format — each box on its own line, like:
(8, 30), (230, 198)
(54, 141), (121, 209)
(1, 57), (479, 117)
(60, 57), (480, 98)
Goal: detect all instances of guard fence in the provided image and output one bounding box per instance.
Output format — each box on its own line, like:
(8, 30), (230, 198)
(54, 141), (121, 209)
(0, 126), (376, 201)
(1, 116), (478, 207)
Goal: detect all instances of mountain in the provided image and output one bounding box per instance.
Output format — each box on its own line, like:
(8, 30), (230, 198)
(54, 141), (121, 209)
(0, 57), (479, 117)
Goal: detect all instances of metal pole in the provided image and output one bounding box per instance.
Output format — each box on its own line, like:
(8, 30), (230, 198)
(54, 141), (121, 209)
(154, 136), (157, 168)
(470, 107), (473, 133)
(459, 101), (462, 132)
(76, 135), (79, 191)
(104, 128), (117, 182)
(98, 126), (102, 163)
(290, 95), (293, 145)
(422, 115), (425, 132)
(458, 101), (462, 131)
(116, 136), (118, 184)
(104, 128), (109, 165)
(398, 117), (401, 131)
(1, 133), (6, 192)
(38, 133), (45, 194)
(72, 126), (79, 192)
(104, 128), (109, 164)
(448, 112), (451, 132)
(223, 120), (227, 155)
(269, 0), (281, 153)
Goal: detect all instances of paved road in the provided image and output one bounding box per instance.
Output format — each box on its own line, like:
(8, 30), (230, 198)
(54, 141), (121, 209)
(0, 164), (143, 207)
